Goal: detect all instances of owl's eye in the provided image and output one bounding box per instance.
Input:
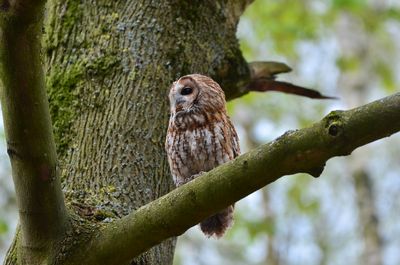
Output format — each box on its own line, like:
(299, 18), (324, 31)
(181, 87), (193, 95)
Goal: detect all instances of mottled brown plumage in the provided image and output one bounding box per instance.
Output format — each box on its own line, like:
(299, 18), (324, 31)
(165, 74), (240, 238)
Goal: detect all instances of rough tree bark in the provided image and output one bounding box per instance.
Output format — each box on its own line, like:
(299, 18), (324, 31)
(1, 1), (399, 265)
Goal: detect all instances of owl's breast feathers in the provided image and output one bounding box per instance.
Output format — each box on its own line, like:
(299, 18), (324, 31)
(166, 110), (239, 181)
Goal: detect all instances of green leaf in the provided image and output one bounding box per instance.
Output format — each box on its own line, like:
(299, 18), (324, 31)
(0, 220), (8, 234)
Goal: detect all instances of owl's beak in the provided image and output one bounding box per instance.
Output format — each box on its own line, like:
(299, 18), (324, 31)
(175, 97), (185, 105)
(169, 94), (184, 113)
(174, 97), (185, 112)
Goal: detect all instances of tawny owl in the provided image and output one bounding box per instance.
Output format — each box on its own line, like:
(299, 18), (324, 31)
(165, 74), (240, 238)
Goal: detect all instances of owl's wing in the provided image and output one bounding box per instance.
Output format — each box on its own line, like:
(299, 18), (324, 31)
(228, 119), (240, 158)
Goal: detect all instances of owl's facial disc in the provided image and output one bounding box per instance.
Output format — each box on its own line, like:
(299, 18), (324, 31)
(170, 77), (198, 113)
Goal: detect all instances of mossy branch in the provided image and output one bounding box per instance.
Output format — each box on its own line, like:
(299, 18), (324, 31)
(0, 0), (68, 262)
(68, 93), (400, 265)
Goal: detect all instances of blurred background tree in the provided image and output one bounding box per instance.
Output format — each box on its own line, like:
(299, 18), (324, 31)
(0, 0), (399, 263)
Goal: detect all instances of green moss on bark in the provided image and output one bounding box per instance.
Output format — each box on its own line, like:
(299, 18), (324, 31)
(43, 0), (84, 53)
(46, 63), (84, 154)
(43, 0), (122, 156)
(46, 53), (120, 155)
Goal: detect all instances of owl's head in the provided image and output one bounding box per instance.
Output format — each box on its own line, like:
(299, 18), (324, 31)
(168, 74), (226, 115)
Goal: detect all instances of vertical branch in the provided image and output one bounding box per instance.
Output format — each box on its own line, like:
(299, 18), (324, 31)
(354, 170), (383, 265)
(0, 0), (68, 261)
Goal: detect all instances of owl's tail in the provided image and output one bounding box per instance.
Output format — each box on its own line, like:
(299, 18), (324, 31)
(200, 205), (234, 238)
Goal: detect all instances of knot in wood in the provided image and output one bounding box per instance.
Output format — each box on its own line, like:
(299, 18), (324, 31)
(328, 124), (339, 136)
(327, 121), (343, 137)
(324, 110), (344, 138)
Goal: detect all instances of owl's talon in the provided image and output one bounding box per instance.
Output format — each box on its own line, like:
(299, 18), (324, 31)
(175, 179), (186, 187)
(175, 171), (205, 187)
(190, 171), (205, 180)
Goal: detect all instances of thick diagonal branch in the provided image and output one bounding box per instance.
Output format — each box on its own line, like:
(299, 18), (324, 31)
(67, 93), (400, 265)
(0, 0), (68, 261)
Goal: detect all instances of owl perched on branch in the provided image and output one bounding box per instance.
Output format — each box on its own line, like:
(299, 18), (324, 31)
(165, 74), (240, 238)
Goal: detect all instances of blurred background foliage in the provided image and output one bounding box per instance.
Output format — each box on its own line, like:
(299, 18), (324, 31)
(174, 0), (400, 265)
(0, 0), (399, 263)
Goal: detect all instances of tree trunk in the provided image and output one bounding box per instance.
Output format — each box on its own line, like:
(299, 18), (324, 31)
(5, 1), (250, 264)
